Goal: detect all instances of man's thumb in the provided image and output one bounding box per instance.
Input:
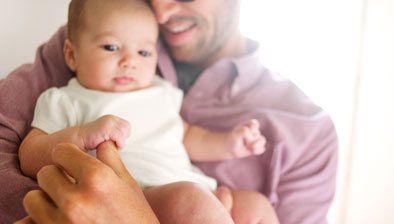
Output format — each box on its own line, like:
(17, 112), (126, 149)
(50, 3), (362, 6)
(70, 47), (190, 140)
(96, 141), (140, 188)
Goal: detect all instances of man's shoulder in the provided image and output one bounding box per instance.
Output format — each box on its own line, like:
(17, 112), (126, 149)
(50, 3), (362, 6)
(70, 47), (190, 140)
(235, 63), (337, 156)
(252, 67), (335, 140)
(255, 70), (338, 171)
(255, 65), (323, 116)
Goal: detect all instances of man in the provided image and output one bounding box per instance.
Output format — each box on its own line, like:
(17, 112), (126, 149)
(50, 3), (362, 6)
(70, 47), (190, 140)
(1, 0), (338, 223)
(16, 142), (161, 223)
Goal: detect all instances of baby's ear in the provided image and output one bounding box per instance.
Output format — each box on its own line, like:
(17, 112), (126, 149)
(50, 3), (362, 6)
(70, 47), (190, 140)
(63, 39), (77, 72)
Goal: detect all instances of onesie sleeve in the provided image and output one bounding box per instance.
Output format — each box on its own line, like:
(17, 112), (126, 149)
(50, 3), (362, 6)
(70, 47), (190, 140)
(166, 84), (184, 113)
(31, 88), (77, 134)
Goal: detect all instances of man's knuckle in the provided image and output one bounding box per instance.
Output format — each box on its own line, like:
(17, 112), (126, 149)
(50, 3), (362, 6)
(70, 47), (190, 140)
(61, 195), (86, 222)
(83, 166), (113, 193)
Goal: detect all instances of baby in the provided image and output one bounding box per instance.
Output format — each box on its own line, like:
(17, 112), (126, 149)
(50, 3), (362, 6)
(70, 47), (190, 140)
(19, 0), (277, 223)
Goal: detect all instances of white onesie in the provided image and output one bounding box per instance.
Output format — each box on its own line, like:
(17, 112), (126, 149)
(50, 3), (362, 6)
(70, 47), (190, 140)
(32, 76), (217, 191)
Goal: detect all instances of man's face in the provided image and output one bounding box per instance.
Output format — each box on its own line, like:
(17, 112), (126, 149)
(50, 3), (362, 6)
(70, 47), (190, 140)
(150, 0), (240, 67)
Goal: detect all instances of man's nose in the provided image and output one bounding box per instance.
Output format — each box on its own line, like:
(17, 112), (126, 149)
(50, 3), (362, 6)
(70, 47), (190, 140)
(150, 0), (179, 24)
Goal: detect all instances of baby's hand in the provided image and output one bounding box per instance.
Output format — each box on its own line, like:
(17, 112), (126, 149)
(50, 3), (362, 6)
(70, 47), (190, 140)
(226, 119), (266, 159)
(79, 115), (131, 150)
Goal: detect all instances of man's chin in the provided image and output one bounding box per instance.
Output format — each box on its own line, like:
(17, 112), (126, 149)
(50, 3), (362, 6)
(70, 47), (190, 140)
(169, 50), (199, 65)
(170, 48), (191, 62)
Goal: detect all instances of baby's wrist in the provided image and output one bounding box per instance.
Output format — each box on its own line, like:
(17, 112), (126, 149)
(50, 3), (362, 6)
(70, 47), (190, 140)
(223, 133), (236, 159)
(74, 125), (89, 151)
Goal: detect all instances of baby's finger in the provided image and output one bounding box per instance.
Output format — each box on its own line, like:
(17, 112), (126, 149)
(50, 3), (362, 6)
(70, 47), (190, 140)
(114, 121), (131, 140)
(246, 119), (260, 135)
(108, 131), (123, 149)
(111, 126), (129, 150)
(115, 138), (125, 150)
(249, 138), (266, 155)
(125, 123), (131, 138)
(242, 127), (255, 145)
(247, 119), (259, 129)
(120, 121), (131, 138)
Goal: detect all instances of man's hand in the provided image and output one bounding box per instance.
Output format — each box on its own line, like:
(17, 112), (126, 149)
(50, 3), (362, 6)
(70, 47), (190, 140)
(15, 142), (159, 224)
(225, 119), (266, 158)
(79, 115), (131, 150)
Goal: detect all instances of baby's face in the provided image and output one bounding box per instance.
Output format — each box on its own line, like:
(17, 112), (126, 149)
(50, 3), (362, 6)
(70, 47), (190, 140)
(71, 1), (159, 92)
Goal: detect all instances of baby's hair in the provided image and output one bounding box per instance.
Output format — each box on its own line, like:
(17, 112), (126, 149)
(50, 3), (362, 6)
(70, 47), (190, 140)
(67, 0), (155, 42)
(67, 0), (87, 42)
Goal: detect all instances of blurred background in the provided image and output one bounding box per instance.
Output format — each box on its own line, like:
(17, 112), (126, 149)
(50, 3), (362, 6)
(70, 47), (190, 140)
(1, 0), (393, 223)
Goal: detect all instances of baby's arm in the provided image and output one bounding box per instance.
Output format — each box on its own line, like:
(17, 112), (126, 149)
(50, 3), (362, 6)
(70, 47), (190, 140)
(19, 115), (130, 178)
(183, 119), (266, 162)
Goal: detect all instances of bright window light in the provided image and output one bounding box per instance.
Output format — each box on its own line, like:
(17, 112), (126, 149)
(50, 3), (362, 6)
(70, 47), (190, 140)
(240, 1), (365, 223)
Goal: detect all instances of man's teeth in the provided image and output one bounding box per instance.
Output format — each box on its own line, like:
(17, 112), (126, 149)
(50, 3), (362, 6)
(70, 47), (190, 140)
(168, 25), (192, 33)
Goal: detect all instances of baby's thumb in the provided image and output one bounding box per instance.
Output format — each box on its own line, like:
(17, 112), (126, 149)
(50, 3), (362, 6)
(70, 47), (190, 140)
(96, 141), (139, 188)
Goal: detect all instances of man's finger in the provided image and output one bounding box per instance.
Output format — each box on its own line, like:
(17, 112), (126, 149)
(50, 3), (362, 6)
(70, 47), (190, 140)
(37, 165), (75, 207)
(96, 141), (140, 188)
(23, 190), (57, 223)
(52, 143), (98, 181)
(13, 216), (36, 224)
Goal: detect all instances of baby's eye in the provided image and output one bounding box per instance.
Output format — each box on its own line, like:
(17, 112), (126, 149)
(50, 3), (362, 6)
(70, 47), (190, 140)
(138, 50), (151, 57)
(102, 45), (119, 51)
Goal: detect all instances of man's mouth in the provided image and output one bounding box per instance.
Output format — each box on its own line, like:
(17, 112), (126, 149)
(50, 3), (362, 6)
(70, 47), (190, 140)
(161, 22), (197, 46)
(165, 23), (195, 34)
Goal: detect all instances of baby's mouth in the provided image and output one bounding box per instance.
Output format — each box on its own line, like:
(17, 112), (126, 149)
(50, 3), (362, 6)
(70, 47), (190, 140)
(114, 77), (134, 85)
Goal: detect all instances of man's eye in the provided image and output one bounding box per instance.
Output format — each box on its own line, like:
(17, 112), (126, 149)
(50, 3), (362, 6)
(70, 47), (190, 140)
(103, 45), (119, 51)
(138, 50), (151, 57)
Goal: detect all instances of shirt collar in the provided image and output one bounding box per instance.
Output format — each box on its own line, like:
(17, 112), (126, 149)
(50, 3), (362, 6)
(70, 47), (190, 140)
(229, 39), (264, 95)
(157, 38), (265, 97)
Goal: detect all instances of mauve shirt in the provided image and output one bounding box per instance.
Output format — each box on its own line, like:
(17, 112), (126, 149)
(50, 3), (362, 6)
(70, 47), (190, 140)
(0, 26), (337, 224)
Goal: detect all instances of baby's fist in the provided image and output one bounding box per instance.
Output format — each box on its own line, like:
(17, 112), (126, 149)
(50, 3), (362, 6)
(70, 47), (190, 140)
(226, 119), (266, 158)
(80, 115), (131, 150)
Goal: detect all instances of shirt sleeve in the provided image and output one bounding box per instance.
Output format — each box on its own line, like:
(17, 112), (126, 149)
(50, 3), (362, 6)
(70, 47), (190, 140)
(32, 88), (77, 134)
(272, 114), (338, 224)
(0, 25), (71, 222)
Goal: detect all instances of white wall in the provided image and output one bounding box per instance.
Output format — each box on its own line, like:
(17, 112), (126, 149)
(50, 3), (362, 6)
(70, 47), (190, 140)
(0, 0), (69, 77)
(240, 2), (363, 222)
(241, 0), (394, 223)
(343, 0), (394, 223)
